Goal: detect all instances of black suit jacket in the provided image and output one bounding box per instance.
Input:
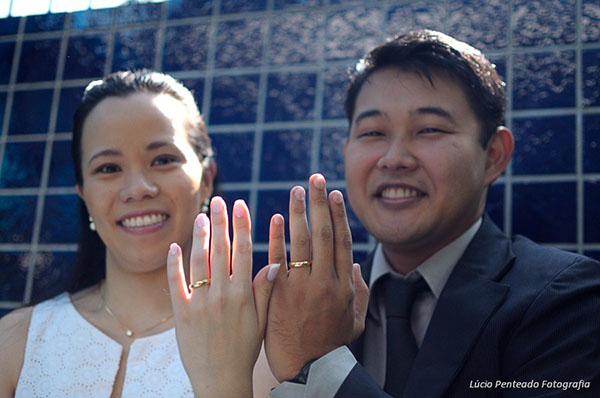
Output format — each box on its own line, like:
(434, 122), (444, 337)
(337, 216), (600, 397)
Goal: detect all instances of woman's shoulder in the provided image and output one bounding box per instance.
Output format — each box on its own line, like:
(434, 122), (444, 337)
(0, 306), (33, 395)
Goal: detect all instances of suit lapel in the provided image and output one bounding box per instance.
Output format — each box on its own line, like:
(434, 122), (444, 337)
(404, 216), (514, 397)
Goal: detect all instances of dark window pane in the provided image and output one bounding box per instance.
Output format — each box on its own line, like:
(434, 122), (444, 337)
(447, 0), (508, 49)
(0, 252), (28, 301)
(211, 133), (253, 182)
(162, 24), (209, 72)
(583, 49), (600, 107)
(18, 39), (60, 82)
(0, 142), (46, 188)
(215, 19), (263, 68)
(64, 35), (108, 80)
(0, 196), (37, 243)
(56, 86), (85, 133)
(167, 0), (212, 19)
(40, 195), (80, 244)
(0, 42), (15, 84)
(260, 129), (312, 181)
(25, 13), (65, 33)
(265, 72), (316, 122)
(209, 75), (259, 124)
(112, 29), (156, 72)
(9, 89), (53, 135)
(585, 182), (600, 243)
(512, 0), (576, 47)
(583, 114), (600, 173)
(71, 8), (114, 30)
(48, 140), (75, 187)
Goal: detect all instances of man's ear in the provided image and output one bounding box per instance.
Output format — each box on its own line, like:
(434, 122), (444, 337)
(484, 126), (514, 186)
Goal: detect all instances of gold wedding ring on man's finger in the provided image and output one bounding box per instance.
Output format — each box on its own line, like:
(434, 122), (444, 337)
(289, 260), (312, 269)
(189, 278), (211, 289)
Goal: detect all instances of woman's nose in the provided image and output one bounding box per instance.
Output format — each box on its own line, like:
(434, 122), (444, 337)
(119, 171), (159, 202)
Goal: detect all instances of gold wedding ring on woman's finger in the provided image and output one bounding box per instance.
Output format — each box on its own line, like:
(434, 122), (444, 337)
(189, 278), (211, 289)
(289, 260), (312, 269)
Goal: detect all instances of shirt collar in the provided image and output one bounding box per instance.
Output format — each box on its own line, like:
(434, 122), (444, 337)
(368, 217), (482, 299)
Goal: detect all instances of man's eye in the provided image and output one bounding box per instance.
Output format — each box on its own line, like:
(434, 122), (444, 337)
(152, 156), (178, 166)
(418, 127), (447, 135)
(95, 164), (120, 174)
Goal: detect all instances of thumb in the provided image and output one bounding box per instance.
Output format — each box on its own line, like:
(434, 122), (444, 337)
(352, 263), (369, 340)
(253, 263), (281, 333)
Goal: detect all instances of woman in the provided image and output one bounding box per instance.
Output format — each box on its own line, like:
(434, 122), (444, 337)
(0, 70), (278, 397)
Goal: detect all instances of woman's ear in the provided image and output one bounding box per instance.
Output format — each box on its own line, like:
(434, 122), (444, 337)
(76, 184), (85, 201)
(201, 159), (217, 200)
(484, 126), (514, 186)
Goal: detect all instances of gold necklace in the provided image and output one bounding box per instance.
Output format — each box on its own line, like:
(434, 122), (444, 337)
(101, 285), (174, 338)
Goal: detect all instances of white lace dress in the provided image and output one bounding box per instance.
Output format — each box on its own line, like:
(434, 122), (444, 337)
(15, 292), (193, 397)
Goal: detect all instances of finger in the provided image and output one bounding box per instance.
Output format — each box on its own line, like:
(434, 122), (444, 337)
(231, 199), (253, 287)
(308, 174), (336, 279)
(189, 213), (210, 291)
(268, 214), (287, 282)
(253, 263), (280, 334)
(166, 243), (188, 315)
(288, 186), (311, 280)
(210, 196), (231, 290)
(329, 190), (353, 281)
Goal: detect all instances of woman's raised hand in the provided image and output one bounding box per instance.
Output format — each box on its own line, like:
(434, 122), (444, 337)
(167, 197), (277, 397)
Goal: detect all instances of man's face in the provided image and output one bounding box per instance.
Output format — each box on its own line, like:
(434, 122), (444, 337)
(344, 67), (493, 262)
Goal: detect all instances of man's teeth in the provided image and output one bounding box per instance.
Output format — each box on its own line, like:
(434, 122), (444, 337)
(122, 214), (167, 228)
(381, 187), (420, 199)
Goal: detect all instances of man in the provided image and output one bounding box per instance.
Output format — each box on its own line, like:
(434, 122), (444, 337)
(266, 30), (600, 397)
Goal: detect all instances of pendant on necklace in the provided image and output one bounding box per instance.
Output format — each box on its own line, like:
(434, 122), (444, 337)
(125, 329), (134, 337)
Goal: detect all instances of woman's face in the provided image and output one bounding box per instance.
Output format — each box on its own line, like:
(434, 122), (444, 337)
(76, 92), (213, 272)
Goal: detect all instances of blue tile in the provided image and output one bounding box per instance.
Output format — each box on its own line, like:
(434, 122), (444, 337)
(220, 0), (266, 13)
(513, 51), (575, 109)
(63, 35), (108, 80)
(56, 86), (85, 133)
(25, 13), (65, 33)
(260, 129), (312, 181)
(512, 182), (576, 243)
(0, 196), (37, 243)
(323, 66), (348, 120)
(326, 8), (384, 61)
(0, 42), (15, 84)
(209, 75), (259, 124)
(0, 142), (46, 188)
(489, 56), (506, 84)
(112, 29), (156, 72)
(386, 2), (445, 38)
(274, 0), (323, 9)
(512, 0), (576, 47)
(71, 8), (114, 30)
(167, 0), (212, 19)
(512, 116), (575, 175)
(447, 0), (508, 49)
(583, 1), (600, 43)
(48, 140), (75, 187)
(211, 133), (253, 182)
(30, 251), (77, 302)
(215, 19), (263, 68)
(255, 189), (291, 244)
(0, 93), (5, 129)
(353, 251), (371, 266)
(583, 49), (600, 107)
(162, 24), (210, 72)
(485, 182), (504, 231)
(583, 114), (600, 173)
(40, 195), (80, 244)
(17, 39), (60, 82)
(269, 11), (323, 64)
(0, 252), (28, 301)
(116, 3), (162, 25)
(0, 17), (20, 36)
(180, 78), (204, 112)
(320, 127), (347, 181)
(252, 251), (268, 276)
(265, 72), (316, 122)
(9, 89), (53, 135)
(584, 182), (600, 243)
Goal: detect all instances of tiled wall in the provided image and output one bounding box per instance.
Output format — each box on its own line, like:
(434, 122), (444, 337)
(1, 0), (599, 314)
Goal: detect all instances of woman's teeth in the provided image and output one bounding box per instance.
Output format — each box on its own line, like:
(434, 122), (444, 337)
(121, 214), (167, 228)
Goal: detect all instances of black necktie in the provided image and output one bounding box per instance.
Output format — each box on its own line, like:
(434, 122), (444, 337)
(382, 276), (429, 397)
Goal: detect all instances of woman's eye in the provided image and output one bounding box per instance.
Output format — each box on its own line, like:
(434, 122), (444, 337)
(152, 155), (178, 166)
(360, 130), (383, 138)
(95, 164), (120, 174)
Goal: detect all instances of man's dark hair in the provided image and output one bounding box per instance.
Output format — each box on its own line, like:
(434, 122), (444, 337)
(344, 29), (506, 147)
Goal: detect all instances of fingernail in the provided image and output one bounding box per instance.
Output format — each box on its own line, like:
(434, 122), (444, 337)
(273, 214), (283, 225)
(267, 263), (281, 281)
(294, 187), (305, 201)
(313, 174), (325, 189)
(233, 200), (246, 218)
(195, 213), (208, 228)
(331, 190), (343, 204)
(211, 198), (224, 214)
(169, 243), (178, 256)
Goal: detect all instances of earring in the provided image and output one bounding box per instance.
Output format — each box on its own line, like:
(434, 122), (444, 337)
(89, 216), (96, 231)
(201, 200), (209, 214)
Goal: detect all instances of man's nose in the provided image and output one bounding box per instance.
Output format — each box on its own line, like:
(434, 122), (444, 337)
(376, 137), (417, 171)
